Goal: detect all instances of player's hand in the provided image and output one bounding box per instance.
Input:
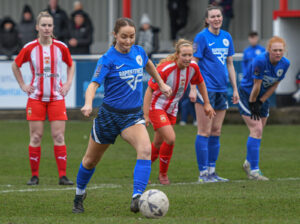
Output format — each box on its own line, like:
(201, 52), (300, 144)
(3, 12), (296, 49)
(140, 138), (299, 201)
(189, 88), (197, 102)
(232, 89), (239, 104)
(159, 83), (172, 98)
(60, 82), (72, 96)
(249, 100), (262, 120)
(144, 115), (150, 127)
(203, 103), (216, 119)
(81, 104), (93, 117)
(21, 84), (34, 95)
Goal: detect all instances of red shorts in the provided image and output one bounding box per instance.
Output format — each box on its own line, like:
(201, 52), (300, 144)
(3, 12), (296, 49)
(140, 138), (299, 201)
(26, 98), (68, 121)
(149, 109), (177, 130)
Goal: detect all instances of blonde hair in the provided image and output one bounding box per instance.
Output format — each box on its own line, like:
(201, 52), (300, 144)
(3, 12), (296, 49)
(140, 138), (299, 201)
(157, 39), (193, 67)
(267, 36), (286, 52)
(36, 11), (55, 38)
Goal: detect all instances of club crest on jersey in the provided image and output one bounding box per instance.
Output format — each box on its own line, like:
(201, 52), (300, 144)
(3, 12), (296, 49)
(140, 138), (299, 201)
(136, 55), (143, 66)
(277, 69), (284, 77)
(44, 56), (50, 64)
(255, 49), (262, 55)
(223, 38), (229, 47)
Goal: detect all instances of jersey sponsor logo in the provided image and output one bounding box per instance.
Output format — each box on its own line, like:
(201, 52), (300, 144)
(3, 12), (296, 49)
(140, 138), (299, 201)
(208, 42), (215, 46)
(136, 55), (143, 66)
(223, 38), (229, 47)
(262, 75), (279, 88)
(276, 69), (284, 77)
(36, 73), (58, 78)
(116, 64), (125, 69)
(212, 48), (228, 65)
(119, 68), (144, 90)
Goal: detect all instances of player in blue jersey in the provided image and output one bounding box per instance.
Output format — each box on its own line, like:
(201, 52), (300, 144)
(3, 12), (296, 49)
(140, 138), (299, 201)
(72, 18), (172, 214)
(239, 36), (290, 180)
(190, 5), (239, 183)
(242, 31), (265, 76)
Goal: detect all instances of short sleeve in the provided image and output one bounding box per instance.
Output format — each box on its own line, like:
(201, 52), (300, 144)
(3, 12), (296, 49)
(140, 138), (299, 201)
(139, 45), (149, 68)
(190, 63), (204, 85)
(251, 58), (264, 80)
(193, 33), (205, 60)
(14, 47), (30, 68)
(91, 56), (111, 85)
(148, 77), (159, 91)
(61, 45), (73, 67)
(227, 33), (235, 57)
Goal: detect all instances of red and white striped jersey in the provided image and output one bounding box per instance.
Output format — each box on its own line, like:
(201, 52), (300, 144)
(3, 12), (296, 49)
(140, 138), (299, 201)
(148, 60), (204, 116)
(15, 39), (73, 102)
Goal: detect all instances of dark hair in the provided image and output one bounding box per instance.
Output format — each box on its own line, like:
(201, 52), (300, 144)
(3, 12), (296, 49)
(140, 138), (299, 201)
(112, 17), (136, 46)
(248, 31), (259, 37)
(204, 5), (223, 28)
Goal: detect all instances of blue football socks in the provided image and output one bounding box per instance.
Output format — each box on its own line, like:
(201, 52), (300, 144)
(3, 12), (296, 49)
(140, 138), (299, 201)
(246, 136), (261, 171)
(208, 136), (220, 169)
(76, 162), (95, 195)
(132, 159), (151, 197)
(195, 135), (209, 172)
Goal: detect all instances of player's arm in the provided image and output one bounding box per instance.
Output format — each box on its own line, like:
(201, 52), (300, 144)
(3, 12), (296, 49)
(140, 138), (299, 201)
(259, 81), (280, 103)
(81, 82), (100, 117)
(61, 62), (75, 96)
(249, 79), (262, 102)
(189, 57), (200, 102)
(227, 56), (239, 104)
(145, 60), (172, 97)
(143, 86), (154, 126)
(11, 61), (34, 94)
(196, 81), (216, 119)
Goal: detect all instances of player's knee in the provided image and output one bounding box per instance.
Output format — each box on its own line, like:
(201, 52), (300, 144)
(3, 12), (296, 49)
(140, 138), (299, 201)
(82, 156), (97, 169)
(30, 132), (43, 145)
(52, 132), (65, 145)
(137, 144), (151, 160)
(164, 135), (175, 145)
(251, 127), (263, 138)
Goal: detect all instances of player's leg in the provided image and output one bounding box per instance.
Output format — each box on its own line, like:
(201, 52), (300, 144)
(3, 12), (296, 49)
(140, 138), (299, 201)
(155, 125), (175, 185)
(195, 103), (212, 182)
(121, 124), (152, 212)
(73, 136), (110, 213)
(151, 131), (164, 163)
(208, 109), (228, 182)
(27, 120), (44, 185)
(242, 115), (268, 181)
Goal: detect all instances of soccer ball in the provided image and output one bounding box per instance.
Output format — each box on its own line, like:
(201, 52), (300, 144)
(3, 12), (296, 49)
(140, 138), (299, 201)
(139, 189), (169, 219)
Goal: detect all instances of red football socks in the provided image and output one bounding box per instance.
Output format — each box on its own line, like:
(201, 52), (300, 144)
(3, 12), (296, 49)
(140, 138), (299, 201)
(159, 142), (174, 175)
(28, 145), (41, 177)
(54, 145), (67, 178)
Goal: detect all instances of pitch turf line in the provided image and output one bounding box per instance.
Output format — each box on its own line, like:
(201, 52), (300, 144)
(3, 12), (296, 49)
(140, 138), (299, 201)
(0, 177), (299, 194)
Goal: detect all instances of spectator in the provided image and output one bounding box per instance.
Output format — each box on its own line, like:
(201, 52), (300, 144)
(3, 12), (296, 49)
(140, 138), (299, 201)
(179, 84), (197, 126)
(167, 0), (189, 42)
(242, 31), (265, 76)
(71, 1), (93, 33)
(68, 10), (93, 54)
(18, 4), (37, 46)
(46, 0), (69, 42)
(136, 13), (160, 57)
(0, 17), (22, 60)
(209, 0), (234, 31)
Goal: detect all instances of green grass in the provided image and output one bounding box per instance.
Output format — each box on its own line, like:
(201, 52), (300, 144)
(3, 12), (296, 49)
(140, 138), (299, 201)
(0, 120), (300, 224)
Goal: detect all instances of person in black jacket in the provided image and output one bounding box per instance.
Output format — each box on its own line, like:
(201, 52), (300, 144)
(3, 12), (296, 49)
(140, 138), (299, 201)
(46, 0), (69, 42)
(0, 17), (22, 60)
(71, 1), (93, 33)
(67, 10), (93, 54)
(19, 4), (37, 46)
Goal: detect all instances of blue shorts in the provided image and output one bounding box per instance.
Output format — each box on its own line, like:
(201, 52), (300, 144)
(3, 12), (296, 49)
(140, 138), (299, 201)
(196, 89), (228, 110)
(238, 87), (269, 117)
(91, 103), (145, 144)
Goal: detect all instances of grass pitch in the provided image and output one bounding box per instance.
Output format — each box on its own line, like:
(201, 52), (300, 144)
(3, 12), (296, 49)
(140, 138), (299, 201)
(0, 120), (299, 224)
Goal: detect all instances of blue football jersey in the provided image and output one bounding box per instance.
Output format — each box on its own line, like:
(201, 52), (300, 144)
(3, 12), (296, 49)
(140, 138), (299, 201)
(242, 45), (265, 75)
(91, 45), (148, 110)
(193, 28), (235, 92)
(240, 52), (290, 96)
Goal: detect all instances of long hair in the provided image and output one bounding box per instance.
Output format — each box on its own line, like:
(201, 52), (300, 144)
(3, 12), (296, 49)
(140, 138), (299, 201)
(157, 39), (193, 67)
(266, 36), (286, 52)
(112, 17), (136, 46)
(36, 11), (55, 38)
(204, 5), (223, 28)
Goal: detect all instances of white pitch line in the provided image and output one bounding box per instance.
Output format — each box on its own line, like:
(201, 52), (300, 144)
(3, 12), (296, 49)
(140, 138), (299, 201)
(0, 177), (299, 194)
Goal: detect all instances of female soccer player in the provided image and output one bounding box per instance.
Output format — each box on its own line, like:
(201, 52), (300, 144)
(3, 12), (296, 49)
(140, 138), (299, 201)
(239, 36), (290, 180)
(12, 11), (75, 186)
(72, 18), (172, 213)
(191, 5), (239, 183)
(143, 39), (215, 185)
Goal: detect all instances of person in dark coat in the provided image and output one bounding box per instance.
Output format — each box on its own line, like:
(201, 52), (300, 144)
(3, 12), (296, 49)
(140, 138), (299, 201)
(0, 17), (22, 60)
(67, 10), (93, 54)
(45, 0), (69, 42)
(19, 4), (37, 46)
(71, 1), (93, 33)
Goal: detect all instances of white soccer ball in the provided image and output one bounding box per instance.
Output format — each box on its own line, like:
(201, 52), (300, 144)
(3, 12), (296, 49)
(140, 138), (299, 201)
(139, 189), (169, 219)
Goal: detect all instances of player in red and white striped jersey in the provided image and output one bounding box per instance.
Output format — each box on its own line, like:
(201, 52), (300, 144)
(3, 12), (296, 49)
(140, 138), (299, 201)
(143, 39), (215, 184)
(12, 11), (75, 186)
